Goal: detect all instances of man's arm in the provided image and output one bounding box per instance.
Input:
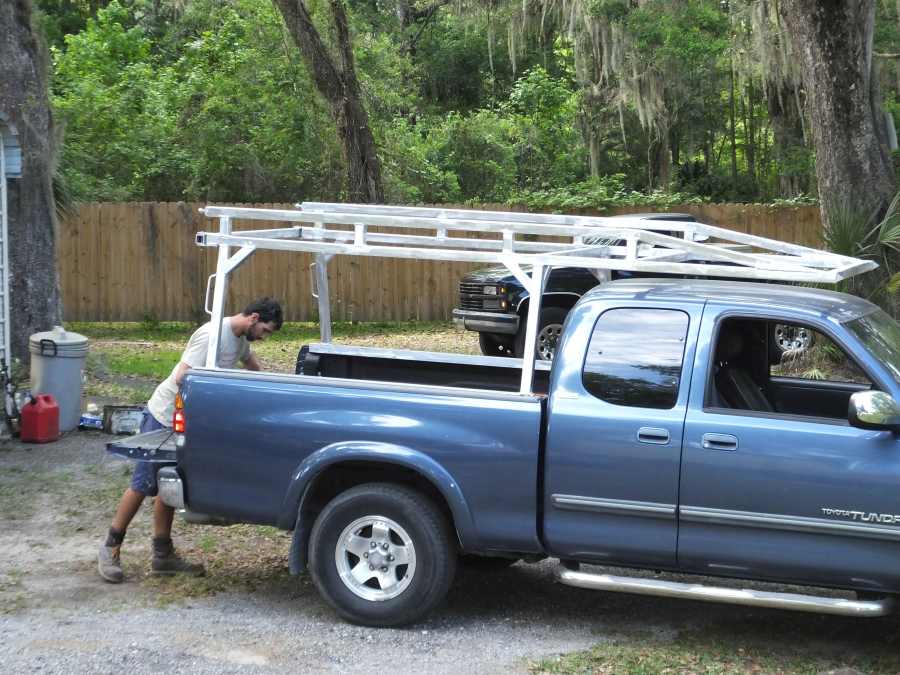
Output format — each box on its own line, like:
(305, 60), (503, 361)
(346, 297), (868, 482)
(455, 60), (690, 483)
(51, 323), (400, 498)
(243, 352), (262, 371)
(173, 361), (192, 385)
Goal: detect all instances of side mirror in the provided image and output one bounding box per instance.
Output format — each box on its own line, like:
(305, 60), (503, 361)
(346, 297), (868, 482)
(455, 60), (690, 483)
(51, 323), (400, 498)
(849, 391), (900, 433)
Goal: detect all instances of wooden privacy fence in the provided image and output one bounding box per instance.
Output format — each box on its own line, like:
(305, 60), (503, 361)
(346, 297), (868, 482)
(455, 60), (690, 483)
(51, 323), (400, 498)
(57, 202), (823, 322)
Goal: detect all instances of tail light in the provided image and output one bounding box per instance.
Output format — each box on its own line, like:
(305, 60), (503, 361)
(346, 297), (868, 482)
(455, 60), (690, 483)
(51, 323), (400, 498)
(172, 392), (185, 433)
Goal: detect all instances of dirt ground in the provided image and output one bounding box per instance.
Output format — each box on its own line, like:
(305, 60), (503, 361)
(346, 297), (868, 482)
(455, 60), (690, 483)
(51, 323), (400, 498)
(3, 432), (900, 674)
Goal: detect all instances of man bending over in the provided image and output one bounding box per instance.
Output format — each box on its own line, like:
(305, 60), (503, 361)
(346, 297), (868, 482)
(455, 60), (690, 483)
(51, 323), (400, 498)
(98, 297), (284, 583)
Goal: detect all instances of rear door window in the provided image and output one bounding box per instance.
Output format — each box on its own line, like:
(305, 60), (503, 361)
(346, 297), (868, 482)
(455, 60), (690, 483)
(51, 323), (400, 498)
(583, 308), (690, 409)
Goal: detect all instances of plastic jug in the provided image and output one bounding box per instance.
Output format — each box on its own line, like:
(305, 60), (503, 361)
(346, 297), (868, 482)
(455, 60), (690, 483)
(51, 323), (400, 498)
(20, 394), (60, 443)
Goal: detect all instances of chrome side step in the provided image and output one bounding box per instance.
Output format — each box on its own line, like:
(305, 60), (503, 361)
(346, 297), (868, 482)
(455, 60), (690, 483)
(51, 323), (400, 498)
(558, 568), (895, 617)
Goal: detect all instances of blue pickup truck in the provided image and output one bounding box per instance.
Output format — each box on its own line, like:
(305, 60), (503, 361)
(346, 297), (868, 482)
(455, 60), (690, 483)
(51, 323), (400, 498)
(110, 279), (900, 627)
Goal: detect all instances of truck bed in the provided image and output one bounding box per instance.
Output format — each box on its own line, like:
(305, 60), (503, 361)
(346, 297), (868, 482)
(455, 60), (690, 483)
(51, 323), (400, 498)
(177, 367), (546, 554)
(296, 343), (552, 394)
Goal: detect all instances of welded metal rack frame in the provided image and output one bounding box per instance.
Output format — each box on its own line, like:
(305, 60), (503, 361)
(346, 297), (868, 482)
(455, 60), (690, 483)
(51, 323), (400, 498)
(197, 202), (875, 396)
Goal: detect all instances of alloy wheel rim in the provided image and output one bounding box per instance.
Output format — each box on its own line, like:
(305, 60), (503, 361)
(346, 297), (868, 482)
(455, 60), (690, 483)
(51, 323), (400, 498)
(537, 323), (564, 361)
(334, 515), (416, 602)
(774, 324), (812, 352)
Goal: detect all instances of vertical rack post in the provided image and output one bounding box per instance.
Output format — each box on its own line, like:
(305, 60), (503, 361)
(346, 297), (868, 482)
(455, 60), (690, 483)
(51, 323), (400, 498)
(518, 263), (549, 395)
(315, 253), (333, 342)
(205, 216), (231, 368)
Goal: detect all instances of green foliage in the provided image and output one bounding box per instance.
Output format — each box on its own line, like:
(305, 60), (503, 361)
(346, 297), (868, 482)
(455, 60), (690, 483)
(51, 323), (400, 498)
(35, 0), (94, 49)
(37, 0), (899, 208)
(769, 194), (818, 207)
(509, 175), (705, 211)
(379, 120), (462, 204)
(52, 0), (340, 202)
(503, 68), (586, 190)
(824, 191), (900, 313)
(428, 111), (518, 202)
(627, 0), (729, 67)
(414, 14), (494, 112)
(587, 0), (630, 22)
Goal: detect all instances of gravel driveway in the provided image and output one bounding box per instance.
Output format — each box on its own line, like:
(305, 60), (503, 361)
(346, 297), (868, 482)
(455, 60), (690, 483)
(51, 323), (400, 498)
(3, 432), (900, 674)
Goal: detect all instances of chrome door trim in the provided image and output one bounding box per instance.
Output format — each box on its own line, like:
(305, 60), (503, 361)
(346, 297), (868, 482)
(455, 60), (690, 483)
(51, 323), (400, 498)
(551, 494), (676, 519)
(681, 505), (900, 542)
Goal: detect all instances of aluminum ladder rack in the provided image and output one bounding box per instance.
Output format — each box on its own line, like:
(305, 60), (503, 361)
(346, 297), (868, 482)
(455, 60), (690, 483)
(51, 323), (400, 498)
(196, 202), (876, 396)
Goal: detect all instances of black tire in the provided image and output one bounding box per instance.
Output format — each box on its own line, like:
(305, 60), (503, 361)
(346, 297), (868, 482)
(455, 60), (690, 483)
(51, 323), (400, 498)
(514, 306), (569, 360)
(478, 332), (515, 357)
(308, 483), (457, 627)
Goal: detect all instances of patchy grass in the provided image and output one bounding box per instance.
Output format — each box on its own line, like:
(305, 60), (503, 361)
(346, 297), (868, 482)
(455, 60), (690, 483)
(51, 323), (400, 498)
(105, 348), (183, 380)
(530, 621), (900, 675)
(69, 320), (462, 344)
(140, 523), (294, 605)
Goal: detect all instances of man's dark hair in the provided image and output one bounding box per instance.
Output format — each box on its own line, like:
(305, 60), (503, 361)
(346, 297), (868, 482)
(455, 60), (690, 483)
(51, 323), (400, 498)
(242, 297), (283, 329)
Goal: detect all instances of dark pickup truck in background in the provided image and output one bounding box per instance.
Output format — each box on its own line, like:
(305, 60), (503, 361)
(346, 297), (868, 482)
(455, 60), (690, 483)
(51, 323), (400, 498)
(453, 214), (700, 359)
(454, 214), (814, 360)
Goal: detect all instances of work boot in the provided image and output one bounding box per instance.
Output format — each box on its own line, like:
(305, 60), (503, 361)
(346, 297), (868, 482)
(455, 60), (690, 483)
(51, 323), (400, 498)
(98, 544), (124, 583)
(150, 537), (205, 577)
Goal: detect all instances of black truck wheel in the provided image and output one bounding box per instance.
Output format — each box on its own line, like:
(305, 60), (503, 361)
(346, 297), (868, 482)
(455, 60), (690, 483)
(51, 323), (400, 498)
(770, 323), (815, 356)
(308, 483), (457, 627)
(478, 332), (515, 357)
(514, 307), (568, 360)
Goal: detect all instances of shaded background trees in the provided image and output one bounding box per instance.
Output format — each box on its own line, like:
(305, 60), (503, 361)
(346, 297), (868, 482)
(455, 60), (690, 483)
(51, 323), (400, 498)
(34, 0), (898, 209)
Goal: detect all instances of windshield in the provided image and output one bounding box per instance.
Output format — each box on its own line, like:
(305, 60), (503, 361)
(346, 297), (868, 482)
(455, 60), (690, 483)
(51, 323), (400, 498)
(846, 309), (900, 389)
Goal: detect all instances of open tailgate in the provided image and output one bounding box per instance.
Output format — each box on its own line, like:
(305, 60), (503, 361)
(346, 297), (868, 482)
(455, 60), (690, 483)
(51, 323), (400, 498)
(106, 428), (177, 462)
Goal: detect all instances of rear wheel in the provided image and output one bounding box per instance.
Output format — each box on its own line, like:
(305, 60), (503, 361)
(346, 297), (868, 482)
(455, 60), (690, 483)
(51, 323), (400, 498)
(308, 483), (457, 627)
(514, 307), (568, 360)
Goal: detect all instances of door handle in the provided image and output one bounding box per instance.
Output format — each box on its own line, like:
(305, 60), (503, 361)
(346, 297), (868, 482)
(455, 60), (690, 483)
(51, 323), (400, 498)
(637, 427), (670, 445)
(702, 433), (738, 451)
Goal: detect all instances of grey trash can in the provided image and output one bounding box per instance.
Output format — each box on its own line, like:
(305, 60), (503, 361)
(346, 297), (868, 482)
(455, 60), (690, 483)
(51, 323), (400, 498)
(29, 326), (89, 432)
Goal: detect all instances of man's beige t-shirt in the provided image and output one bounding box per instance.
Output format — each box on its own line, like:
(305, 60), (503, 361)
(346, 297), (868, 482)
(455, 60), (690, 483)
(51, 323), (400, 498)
(147, 319), (250, 426)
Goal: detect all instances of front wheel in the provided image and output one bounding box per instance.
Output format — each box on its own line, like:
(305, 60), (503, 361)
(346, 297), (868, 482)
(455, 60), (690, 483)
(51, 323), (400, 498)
(514, 307), (569, 360)
(308, 483), (457, 627)
(478, 332), (515, 357)
(769, 323), (815, 364)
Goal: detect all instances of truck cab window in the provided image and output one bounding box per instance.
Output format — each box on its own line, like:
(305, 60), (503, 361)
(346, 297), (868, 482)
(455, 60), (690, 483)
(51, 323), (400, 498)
(709, 318), (871, 420)
(582, 308), (689, 409)
(770, 324), (870, 386)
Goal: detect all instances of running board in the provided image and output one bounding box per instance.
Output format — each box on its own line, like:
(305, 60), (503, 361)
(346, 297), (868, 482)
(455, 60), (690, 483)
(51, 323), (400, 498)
(558, 568), (895, 617)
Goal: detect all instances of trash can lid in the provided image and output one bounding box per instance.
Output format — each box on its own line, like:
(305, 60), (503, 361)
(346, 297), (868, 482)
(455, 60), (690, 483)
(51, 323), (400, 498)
(29, 325), (89, 357)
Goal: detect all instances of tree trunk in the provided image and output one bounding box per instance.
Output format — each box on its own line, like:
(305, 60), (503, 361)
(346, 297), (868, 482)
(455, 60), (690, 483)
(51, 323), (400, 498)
(0, 0), (62, 365)
(729, 57), (738, 188)
(778, 0), (896, 225)
(273, 0), (384, 203)
(743, 81), (757, 190)
(650, 124), (671, 189)
(766, 80), (809, 197)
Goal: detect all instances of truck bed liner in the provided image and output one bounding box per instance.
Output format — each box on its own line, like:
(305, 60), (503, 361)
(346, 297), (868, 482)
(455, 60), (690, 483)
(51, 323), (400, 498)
(297, 343), (552, 393)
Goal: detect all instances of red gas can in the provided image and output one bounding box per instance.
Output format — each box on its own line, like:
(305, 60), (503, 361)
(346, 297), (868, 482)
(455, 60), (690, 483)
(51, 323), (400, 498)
(20, 394), (60, 443)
